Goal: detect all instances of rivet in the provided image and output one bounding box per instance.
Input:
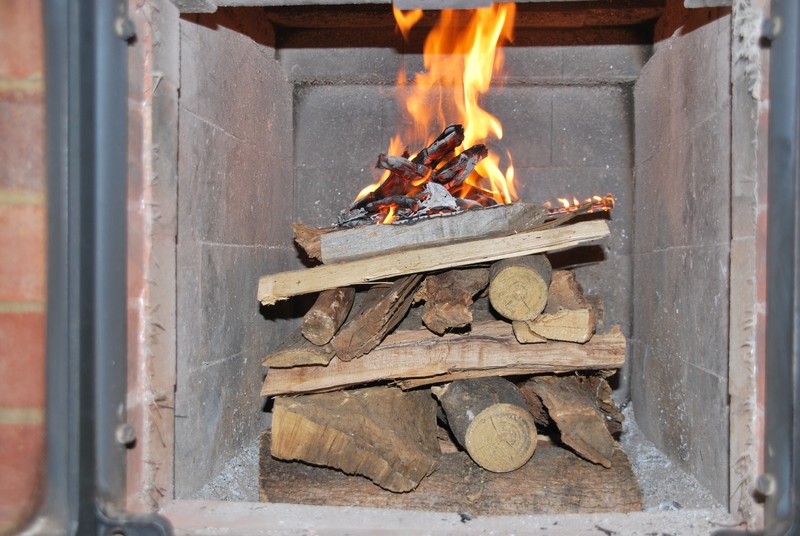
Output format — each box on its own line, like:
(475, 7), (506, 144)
(115, 423), (136, 447)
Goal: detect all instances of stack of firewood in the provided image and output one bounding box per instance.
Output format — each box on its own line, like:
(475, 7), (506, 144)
(256, 196), (634, 509)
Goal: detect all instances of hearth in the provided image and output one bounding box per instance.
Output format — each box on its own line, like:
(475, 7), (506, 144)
(37, 0), (787, 533)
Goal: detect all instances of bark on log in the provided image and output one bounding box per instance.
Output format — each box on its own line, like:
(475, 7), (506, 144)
(489, 254), (552, 321)
(262, 322), (626, 397)
(527, 375), (620, 468)
(331, 274), (423, 361)
(310, 202), (549, 264)
(301, 287), (356, 346)
(258, 220), (609, 305)
(545, 270), (593, 313)
(260, 431), (642, 514)
(433, 377), (537, 472)
(262, 327), (335, 368)
(270, 386), (439, 493)
(415, 268), (489, 334)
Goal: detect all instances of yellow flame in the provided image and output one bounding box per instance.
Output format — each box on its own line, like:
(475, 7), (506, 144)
(393, 4), (517, 204)
(354, 134), (407, 203)
(382, 205), (397, 224)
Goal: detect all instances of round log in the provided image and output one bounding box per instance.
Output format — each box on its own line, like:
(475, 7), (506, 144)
(433, 377), (537, 472)
(489, 254), (552, 321)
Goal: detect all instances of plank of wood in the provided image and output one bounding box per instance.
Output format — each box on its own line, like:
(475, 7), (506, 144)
(261, 322), (626, 397)
(270, 387), (439, 493)
(258, 220), (610, 305)
(262, 328), (335, 368)
(259, 430), (642, 514)
(315, 202), (548, 263)
(433, 377), (537, 472)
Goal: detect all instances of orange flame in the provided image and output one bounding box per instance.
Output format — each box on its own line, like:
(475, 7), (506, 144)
(392, 5), (423, 40)
(397, 4), (517, 204)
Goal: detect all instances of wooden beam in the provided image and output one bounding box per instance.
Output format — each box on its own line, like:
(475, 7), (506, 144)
(261, 322), (626, 397)
(258, 220), (610, 306)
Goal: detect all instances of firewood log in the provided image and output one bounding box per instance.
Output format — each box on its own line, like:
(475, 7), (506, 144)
(526, 375), (619, 468)
(433, 377), (537, 472)
(414, 268), (489, 334)
(261, 323), (627, 397)
(411, 123), (464, 167)
(519, 270), (596, 343)
(262, 327), (335, 368)
(489, 254), (552, 321)
(432, 144), (488, 190)
(526, 308), (595, 343)
(301, 287), (356, 346)
(331, 274), (423, 361)
(270, 386), (439, 492)
(258, 220), (609, 305)
(260, 430), (643, 514)
(512, 320), (546, 343)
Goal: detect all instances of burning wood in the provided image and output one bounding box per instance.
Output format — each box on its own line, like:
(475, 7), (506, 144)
(340, 126), (499, 227)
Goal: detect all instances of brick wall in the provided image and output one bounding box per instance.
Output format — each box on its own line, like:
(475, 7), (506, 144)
(0, 1), (47, 533)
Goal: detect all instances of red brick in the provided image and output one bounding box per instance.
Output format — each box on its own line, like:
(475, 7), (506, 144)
(0, 92), (45, 191)
(0, 423), (44, 530)
(0, 1), (44, 80)
(0, 312), (45, 409)
(0, 204), (46, 303)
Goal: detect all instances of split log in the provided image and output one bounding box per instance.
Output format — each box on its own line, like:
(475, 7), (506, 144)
(262, 328), (335, 368)
(300, 202), (548, 264)
(431, 144), (488, 190)
(301, 287), (356, 346)
(515, 270), (596, 343)
(433, 377), (537, 472)
(489, 254), (552, 321)
(545, 270), (594, 313)
(414, 268), (489, 334)
(512, 320), (547, 344)
(526, 375), (620, 468)
(331, 274), (423, 361)
(526, 308), (595, 343)
(376, 153), (430, 181)
(260, 431), (642, 514)
(261, 322), (626, 397)
(258, 220), (610, 305)
(270, 386), (439, 493)
(411, 123), (465, 167)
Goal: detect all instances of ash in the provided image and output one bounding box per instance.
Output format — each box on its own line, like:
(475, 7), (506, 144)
(619, 404), (723, 511)
(191, 441), (260, 502)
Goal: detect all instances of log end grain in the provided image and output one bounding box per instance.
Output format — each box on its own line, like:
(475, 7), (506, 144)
(489, 255), (552, 321)
(464, 403), (538, 473)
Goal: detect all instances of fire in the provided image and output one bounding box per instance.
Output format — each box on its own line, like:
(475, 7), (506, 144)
(353, 4), (517, 223)
(545, 194), (615, 219)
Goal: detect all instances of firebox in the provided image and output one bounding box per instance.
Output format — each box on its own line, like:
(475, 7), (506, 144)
(35, 0), (796, 533)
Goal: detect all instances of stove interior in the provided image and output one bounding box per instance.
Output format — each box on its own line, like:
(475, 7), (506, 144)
(161, 0), (742, 514)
